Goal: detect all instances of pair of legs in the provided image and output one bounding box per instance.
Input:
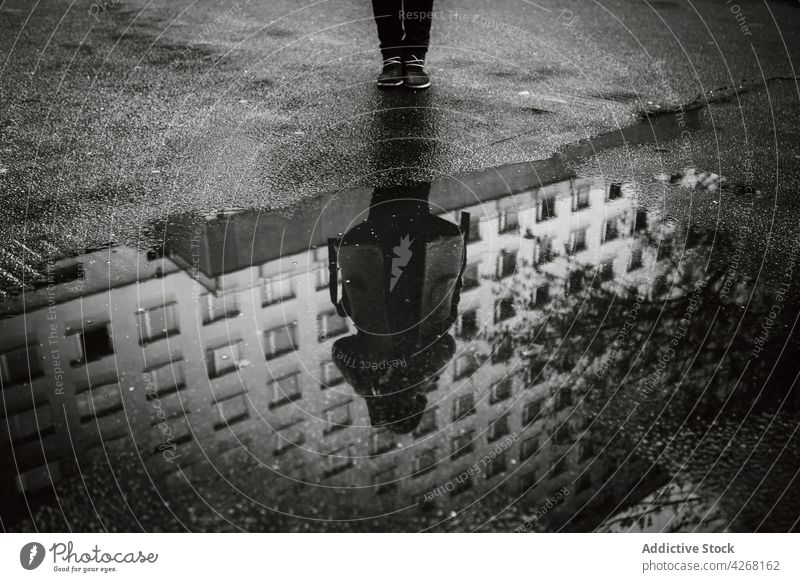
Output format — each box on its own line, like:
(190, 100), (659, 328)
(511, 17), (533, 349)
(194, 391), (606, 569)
(371, 0), (434, 88)
(371, 0), (435, 61)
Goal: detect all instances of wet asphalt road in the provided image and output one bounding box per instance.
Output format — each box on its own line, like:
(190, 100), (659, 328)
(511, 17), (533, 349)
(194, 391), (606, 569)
(1, 1), (800, 532)
(0, 0), (799, 279)
(5, 163), (800, 532)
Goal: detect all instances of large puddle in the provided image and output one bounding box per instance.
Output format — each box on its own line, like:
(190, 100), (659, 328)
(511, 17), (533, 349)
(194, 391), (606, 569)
(2, 109), (799, 532)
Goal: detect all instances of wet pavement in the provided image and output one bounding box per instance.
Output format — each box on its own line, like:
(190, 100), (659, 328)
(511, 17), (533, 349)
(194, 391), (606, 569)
(2, 0), (800, 281)
(2, 97), (799, 531)
(1, 0), (800, 533)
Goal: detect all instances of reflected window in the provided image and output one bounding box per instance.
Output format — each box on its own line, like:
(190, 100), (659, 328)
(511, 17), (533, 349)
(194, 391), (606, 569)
(485, 451), (507, 478)
(323, 401), (352, 434)
(522, 400), (542, 426)
(449, 471), (473, 496)
(149, 418), (192, 456)
(374, 466), (398, 495)
(6, 403), (54, 446)
(527, 357), (549, 385)
(490, 378), (513, 404)
(537, 194), (557, 222)
(492, 335), (514, 364)
(454, 354), (479, 380)
(566, 228), (587, 255)
(318, 311), (348, 342)
(533, 283), (550, 308)
(457, 309), (478, 339)
(268, 371), (302, 409)
(76, 380), (123, 422)
(599, 259), (615, 282)
(73, 324), (114, 365)
(451, 430), (474, 460)
(15, 462), (61, 495)
(566, 270), (584, 295)
(1, 344), (43, 386)
(494, 296), (516, 323)
(552, 424), (571, 445)
(468, 218), (482, 242)
(602, 217), (620, 243)
(214, 393), (249, 430)
(262, 275), (294, 306)
(498, 209), (520, 234)
(370, 427), (396, 456)
(520, 436), (539, 461)
(201, 293), (240, 325)
(147, 361), (186, 397)
(137, 303), (179, 345)
(462, 262), (480, 290)
(634, 208), (648, 232)
(273, 424), (305, 456)
(452, 393), (476, 421)
(572, 184), (591, 211)
(607, 183), (623, 201)
(323, 445), (354, 477)
(206, 341), (242, 379)
(264, 323), (298, 360)
(487, 414), (510, 442)
(535, 236), (555, 265)
(628, 247), (643, 272)
(415, 490), (437, 512)
(315, 265), (330, 291)
(313, 246), (328, 263)
(412, 447), (437, 476)
(320, 360), (344, 389)
(51, 261), (85, 285)
(495, 249), (517, 279)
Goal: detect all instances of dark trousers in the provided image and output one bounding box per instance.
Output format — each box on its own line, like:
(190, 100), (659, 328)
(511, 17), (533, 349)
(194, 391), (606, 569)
(371, 0), (435, 60)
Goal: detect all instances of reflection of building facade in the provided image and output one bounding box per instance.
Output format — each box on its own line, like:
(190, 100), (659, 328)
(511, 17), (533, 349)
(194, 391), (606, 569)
(0, 171), (675, 528)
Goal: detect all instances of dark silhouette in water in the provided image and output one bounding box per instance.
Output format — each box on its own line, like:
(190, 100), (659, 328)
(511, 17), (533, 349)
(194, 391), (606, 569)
(329, 183), (469, 433)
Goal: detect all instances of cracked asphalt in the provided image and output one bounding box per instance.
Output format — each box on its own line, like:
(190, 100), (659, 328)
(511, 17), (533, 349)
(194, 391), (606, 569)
(0, 0), (799, 282)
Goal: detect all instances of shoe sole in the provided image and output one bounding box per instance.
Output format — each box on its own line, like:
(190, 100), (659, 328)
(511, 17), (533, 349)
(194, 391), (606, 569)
(377, 79), (404, 87)
(404, 81), (430, 89)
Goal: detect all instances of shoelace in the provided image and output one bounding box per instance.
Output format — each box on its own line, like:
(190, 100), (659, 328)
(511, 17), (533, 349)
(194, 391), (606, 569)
(382, 56), (402, 66)
(404, 56), (425, 68)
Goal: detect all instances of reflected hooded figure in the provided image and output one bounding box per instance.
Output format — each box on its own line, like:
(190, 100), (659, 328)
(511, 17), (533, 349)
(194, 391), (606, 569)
(328, 183), (469, 433)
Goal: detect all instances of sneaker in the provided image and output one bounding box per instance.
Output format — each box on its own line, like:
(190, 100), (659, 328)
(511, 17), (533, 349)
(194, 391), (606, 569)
(403, 56), (430, 90)
(377, 56), (404, 87)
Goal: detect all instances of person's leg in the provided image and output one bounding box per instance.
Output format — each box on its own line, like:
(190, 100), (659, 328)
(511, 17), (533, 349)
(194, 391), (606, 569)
(400, 0), (434, 60)
(372, 0), (404, 61)
(372, 0), (405, 87)
(400, 0), (434, 89)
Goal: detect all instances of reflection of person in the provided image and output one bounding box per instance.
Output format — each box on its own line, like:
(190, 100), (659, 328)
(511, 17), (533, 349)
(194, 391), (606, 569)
(371, 0), (434, 89)
(333, 333), (454, 434)
(328, 183), (468, 433)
